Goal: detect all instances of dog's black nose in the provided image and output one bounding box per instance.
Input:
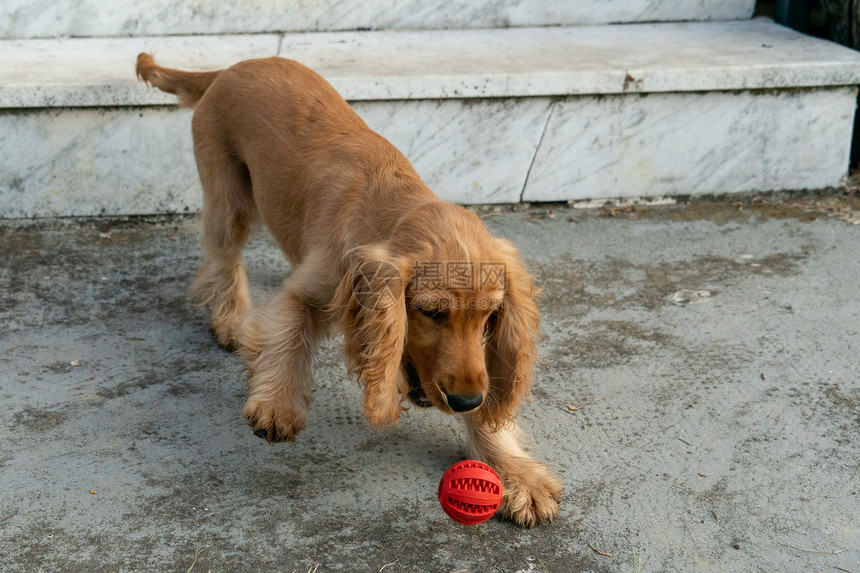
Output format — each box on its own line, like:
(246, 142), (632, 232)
(446, 392), (484, 412)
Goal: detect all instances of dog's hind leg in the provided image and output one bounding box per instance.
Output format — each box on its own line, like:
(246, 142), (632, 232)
(188, 114), (255, 350)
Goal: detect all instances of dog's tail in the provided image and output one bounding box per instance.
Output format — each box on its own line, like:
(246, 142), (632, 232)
(136, 53), (221, 108)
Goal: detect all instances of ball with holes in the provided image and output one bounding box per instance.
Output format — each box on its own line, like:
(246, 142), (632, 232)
(438, 460), (503, 525)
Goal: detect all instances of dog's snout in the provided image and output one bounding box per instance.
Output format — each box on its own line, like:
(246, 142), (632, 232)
(446, 392), (484, 412)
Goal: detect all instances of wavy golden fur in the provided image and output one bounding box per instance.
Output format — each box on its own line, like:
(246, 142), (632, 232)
(136, 53), (561, 526)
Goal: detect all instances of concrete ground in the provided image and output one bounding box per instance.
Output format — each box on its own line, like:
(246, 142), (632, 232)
(1, 191), (858, 573)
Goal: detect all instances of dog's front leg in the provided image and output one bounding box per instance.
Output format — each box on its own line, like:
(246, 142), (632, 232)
(463, 414), (562, 527)
(238, 285), (324, 442)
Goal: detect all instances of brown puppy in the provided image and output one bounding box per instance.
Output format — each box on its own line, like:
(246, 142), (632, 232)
(136, 54), (561, 527)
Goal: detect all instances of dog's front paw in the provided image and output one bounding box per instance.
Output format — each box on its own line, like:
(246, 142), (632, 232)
(362, 389), (402, 428)
(243, 399), (307, 443)
(500, 467), (562, 528)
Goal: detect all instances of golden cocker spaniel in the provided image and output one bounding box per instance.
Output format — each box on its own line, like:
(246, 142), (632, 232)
(136, 53), (561, 527)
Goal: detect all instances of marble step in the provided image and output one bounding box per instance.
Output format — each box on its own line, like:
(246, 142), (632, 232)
(3, 0), (755, 38)
(2, 19), (860, 217)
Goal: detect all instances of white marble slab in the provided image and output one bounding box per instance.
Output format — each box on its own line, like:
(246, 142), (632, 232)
(4, 85), (855, 217)
(616, 20), (860, 92)
(0, 108), (200, 218)
(286, 20), (860, 98)
(353, 98), (551, 203)
(0, 0), (755, 39)
(0, 99), (550, 217)
(522, 87), (859, 201)
(3, 19), (860, 109)
(0, 35), (281, 108)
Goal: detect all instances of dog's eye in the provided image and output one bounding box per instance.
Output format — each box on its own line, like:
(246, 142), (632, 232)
(419, 308), (446, 323)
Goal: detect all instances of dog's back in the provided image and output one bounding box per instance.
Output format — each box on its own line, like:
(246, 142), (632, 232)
(136, 54), (433, 262)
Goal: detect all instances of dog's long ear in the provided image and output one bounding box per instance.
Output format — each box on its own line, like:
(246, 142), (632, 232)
(478, 239), (541, 429)
(331, 245), (411, 427)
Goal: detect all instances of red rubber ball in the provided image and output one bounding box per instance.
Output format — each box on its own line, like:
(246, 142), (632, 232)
(438, 460), (503, 525)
